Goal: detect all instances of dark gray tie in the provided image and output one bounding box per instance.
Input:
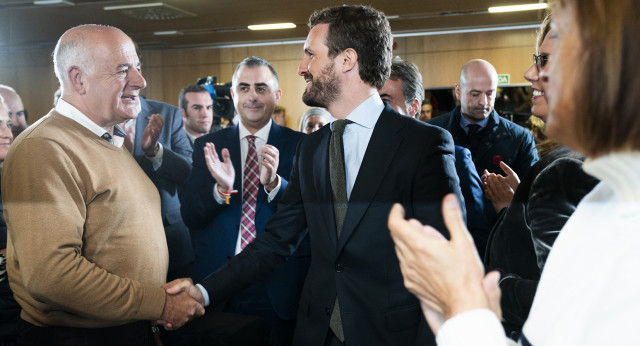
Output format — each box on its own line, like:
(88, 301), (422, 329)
(467, 123), (481, 145)
(328, 119), (351, 342)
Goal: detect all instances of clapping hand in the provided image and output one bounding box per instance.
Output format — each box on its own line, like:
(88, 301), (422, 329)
(204, 142), (235, 194)
(388, 194), (502, 335)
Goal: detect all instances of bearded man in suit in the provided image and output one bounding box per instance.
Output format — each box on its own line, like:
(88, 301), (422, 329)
(169, 5), (462, 346)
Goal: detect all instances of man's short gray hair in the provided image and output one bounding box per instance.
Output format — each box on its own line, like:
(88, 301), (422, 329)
(52, 24), (115, 91)
(232, 56), (279, 90)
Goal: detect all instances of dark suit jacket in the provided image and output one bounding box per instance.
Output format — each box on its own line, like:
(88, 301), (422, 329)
(199, 106), (463, 346)
(484, 146), (598, 337)
(133, 98), (194, 280)
(181, 122), (308, 321)
(429, 105), (538, 179)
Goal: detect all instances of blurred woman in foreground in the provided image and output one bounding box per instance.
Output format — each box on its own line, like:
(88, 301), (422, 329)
(481, 13), (599, 339)
(389, 0), (640, 344)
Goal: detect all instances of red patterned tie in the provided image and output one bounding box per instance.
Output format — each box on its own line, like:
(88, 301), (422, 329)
(240, 135), (260, 249)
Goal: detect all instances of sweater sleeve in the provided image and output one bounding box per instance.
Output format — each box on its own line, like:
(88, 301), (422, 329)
(4, 138), (166, 325)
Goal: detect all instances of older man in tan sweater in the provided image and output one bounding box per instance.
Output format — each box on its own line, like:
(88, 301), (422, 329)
(2, 24), (203, 345)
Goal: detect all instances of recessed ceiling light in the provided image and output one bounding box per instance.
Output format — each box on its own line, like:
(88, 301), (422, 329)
(489, 3), (548, 13)
(248, 23), (296, 31)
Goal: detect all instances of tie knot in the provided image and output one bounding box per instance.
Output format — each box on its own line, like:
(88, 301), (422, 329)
(246, 135), (256, 145)
(467, 124), (481, 136)
(332, 119), (352, 135)
(101, 132), (113, 143)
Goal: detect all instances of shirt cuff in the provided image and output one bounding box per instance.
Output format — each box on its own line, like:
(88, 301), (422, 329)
(264, 175), (281, 203)
(213, 183), (226, 205)
(145, 143), (163, 171)
(195, 284), (210, 307)
(436, 309), (510, 346)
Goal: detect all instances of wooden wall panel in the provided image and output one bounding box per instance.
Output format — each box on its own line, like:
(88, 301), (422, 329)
(0, 27), (538, 130)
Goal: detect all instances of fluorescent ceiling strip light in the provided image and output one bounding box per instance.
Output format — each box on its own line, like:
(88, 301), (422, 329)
(34, 0), (74, 5)
(104, 2), (163, 11)
(393, 23), (541, 37)
(154, 31), (182, 36)
(248, 23), (296, 31)
(174, 24), (539, 50)
(489, 3), (548, 13)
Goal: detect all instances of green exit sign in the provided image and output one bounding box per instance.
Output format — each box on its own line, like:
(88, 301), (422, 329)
(498, 74), (510, 85)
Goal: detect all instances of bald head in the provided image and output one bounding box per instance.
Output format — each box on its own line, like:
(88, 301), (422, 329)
(455, 59), (498, 123)
(52, 24), (146, 128)
(459, 59), (498, 85)
(53, 25), (129, 95)
(0, 85), (27, 136)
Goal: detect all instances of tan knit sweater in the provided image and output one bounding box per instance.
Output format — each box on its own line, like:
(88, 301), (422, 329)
(2, 110), (168, 328)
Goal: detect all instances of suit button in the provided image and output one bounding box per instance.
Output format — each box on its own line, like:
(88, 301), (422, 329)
(336, 264), (344, 273)
(325, 307), (331, 315)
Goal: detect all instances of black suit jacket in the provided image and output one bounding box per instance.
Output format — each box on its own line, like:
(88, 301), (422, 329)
(182, 122), (309, 320)
(200, 105), (463, 346)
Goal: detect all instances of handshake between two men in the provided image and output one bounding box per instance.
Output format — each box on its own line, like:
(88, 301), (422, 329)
(157, 279), (206, 330)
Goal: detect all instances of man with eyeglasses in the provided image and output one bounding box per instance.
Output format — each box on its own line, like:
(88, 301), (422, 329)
(0, 85), (28, 137)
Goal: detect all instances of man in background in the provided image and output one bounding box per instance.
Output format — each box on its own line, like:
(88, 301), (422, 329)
(271, 105), (287, 127)
(179, 84), (213, 146)
(124, 96), (194, 281)
(379, 57), (491, 254)
(429, 59), (538, 179)
(0, 85), (28, 137)
(181, 57), (308, 345)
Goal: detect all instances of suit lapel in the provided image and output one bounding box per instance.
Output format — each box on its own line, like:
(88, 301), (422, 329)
(337, 108), (403, 251)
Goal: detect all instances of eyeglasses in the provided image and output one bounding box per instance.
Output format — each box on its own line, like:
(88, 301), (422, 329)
(533, 54), (550, 72)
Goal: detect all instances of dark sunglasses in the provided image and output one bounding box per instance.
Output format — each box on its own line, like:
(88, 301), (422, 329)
(533, 54), (550, 72)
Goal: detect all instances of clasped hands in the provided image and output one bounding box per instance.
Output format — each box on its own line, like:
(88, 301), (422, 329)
(482, 161), (520, 213)
(203, 142), (280, 194)
(388, 194), (502, 335)
(156, 278), (205, 330)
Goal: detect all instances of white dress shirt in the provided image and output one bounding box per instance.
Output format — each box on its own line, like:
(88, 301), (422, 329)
(333, 93), (384, 199)
(55, 99), (125, 148)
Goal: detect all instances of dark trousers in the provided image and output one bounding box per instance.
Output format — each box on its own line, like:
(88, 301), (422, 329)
(323, 330), (345, 346)
(160, 311), (278, 346)
(17, 318), (153, 346)
(225, 281), (293, 346)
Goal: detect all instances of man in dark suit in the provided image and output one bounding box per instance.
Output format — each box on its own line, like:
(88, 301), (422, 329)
(180, 57), (308, 346)
(428, 59), (538, 179)
(169, 6), (461, 346)
(125, 97), (194, 281)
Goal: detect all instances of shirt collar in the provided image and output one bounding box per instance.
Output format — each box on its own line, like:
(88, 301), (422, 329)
(55, 98), (125, 147)
(332, 93), (384, 130)
(184, 127), (197, 144)
(459, 108), (490, 131)
(238, 118), (272, 142)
